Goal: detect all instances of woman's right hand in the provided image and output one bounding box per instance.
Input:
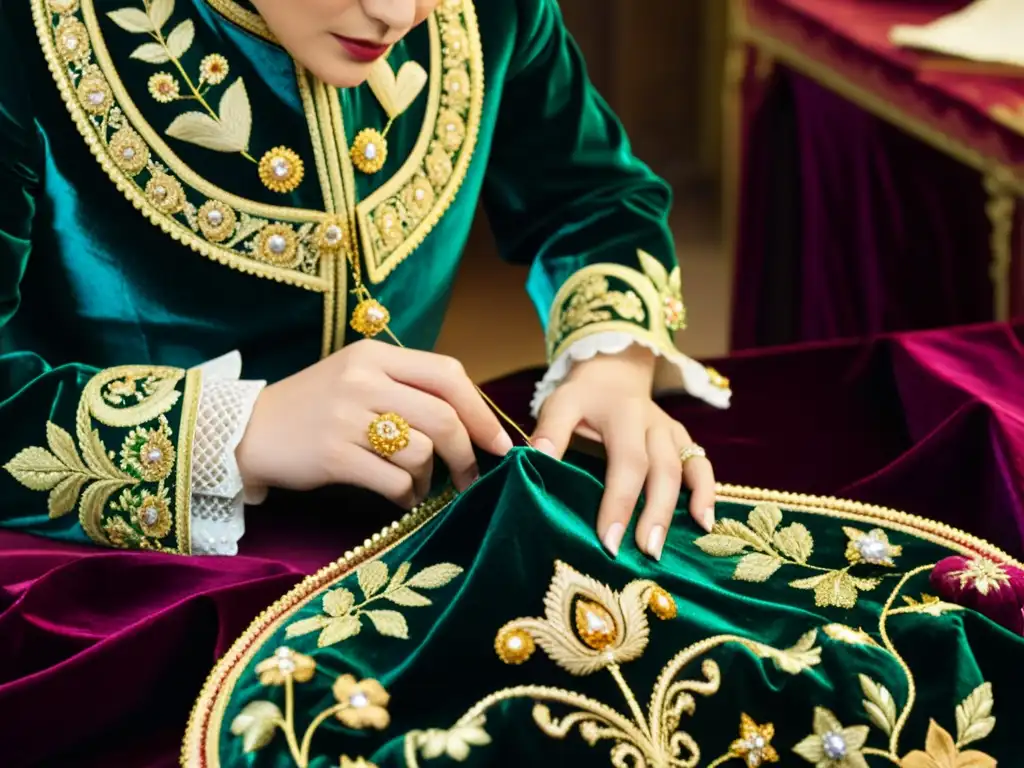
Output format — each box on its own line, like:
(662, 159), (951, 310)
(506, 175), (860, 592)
(235, 339), (515, 508)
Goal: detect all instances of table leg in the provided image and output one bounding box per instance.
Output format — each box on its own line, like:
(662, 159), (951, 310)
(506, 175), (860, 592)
(983, 172), (1016, 321)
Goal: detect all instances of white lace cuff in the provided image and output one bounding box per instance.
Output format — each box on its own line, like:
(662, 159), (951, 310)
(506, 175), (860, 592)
(189, 351), (266, 556)
(530, 332), (732, 417)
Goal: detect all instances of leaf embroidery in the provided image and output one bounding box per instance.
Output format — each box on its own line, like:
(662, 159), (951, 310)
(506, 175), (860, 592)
(166, 78), (251, 153)
(230, 700), (283, 753)
(955, 682), (996, 748)
(694, 504), (894, 609)
(285, 560), (464, 648)
(822, 624), (880, 648)
(749, 629), (823, 675)
(859, 674), (898, 735)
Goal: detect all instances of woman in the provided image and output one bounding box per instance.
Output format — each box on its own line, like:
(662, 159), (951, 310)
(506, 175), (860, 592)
(0, 0), (730, 561)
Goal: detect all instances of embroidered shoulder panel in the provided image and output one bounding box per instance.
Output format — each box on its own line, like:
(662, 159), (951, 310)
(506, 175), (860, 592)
(4, 364), (199, 554)
(546, 250), (687, 361)
(355, 0), (484, 284)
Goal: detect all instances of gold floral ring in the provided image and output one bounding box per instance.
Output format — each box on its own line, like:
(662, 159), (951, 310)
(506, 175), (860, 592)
(367, 412), (411, 459)
(679, 444), (707, 466)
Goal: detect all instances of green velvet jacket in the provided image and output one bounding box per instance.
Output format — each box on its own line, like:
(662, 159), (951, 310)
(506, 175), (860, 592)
(0, 0), (728, 553)
(183, 448), (1024, 767)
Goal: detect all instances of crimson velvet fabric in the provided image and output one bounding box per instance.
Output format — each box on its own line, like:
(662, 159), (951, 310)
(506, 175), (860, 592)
(731, 0), (1024, 349)
(2, 320), (1023, 766)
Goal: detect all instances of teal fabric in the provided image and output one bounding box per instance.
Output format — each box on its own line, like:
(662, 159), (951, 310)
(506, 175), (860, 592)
(190, 449), (1024, 767)
(0, 0), (682, 549)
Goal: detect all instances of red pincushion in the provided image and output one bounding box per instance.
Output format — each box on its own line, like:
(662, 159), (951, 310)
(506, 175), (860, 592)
(930, 556), (1024, 636)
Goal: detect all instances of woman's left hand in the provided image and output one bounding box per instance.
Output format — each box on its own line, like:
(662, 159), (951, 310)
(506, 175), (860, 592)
(531, 346), (715, 561)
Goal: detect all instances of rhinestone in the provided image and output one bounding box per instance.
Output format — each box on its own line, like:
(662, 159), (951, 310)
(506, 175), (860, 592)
(451, 82), (461, 91)
(446, 123), (456, 132)
(206, 209), (223, 226)
(349, 692), (369, 708)
(153, 185), (167, 199)
(325, 225), (342, 244)
(753, 736), (765, 748)
(586, 611), (607, 633)
(277, 658), (296, 674)
(507, 636), (522, 650)
(271, 157), (290, 178)
(64, 35), (79, 50)
(857, 537), (888, 563)
(414, 189), (425, 201)
(88, 90), (105, 106)
(122, 147), (135, 160)
(268, 234), (287, 254)
(366, 306), (385, 322)
(383, 216), (394, 228)
(364, 143), (377, 160)
(821, 732), (847, 759)
(141, 506), (159, 526)
(376, 420), (398, 438)
(145, 448), (163, 464)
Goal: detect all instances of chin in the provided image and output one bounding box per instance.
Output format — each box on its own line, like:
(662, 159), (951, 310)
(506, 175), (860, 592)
(304, 56), (372, 89)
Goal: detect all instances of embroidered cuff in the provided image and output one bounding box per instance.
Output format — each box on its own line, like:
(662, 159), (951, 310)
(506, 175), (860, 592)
(531, 332), (733, 417)
(190, 352), (266, 557)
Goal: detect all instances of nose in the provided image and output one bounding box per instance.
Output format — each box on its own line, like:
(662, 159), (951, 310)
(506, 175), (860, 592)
(361, 0), (418, 32)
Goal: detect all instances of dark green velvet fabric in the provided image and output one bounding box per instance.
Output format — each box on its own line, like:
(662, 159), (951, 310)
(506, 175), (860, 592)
(0, 0), (678, 548)
(202, 449), (1024, 767)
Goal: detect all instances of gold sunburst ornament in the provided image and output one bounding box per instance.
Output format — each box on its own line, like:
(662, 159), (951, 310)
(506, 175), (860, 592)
(350, 57), (429, 175)
(258, 147), (305, 194)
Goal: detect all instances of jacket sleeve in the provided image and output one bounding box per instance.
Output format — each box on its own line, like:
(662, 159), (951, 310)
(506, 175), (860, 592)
(0, 12), (204, 554)
(481, 0), (731, 411)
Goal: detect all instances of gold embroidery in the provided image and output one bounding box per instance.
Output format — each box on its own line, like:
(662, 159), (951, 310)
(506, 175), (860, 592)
(258, 147), (305, 194)
(900, 721), (996, 768)
(859, 675), (898, 735)
(231, 647), (390, 766)
(822, 624), (880, 647)
(406, 562), (821, 767)
(284, 560), (464, 648)
(350, 128), (388, 174)
(183, 486), (1023, 765)
(637, 248), (687, 331)
(197, 199), (235, 242)
(3, 365), (196, 553)
(714, 713), (779, 767)
(254, 223), (301, 268)
(558, 276), (646, 338)
(793, 708), (870, 767)
(199, 53), (228, 84)
(695, 503), (896, 609)
(349, 299), (391, 339)
(147, 71), (179, 102)
(945, 559), (1012, 596)
(411, 717), (492, 762)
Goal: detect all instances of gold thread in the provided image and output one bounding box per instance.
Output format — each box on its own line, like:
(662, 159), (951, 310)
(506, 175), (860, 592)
(174, 368), (201, 554)
(203, 0), (274, 42)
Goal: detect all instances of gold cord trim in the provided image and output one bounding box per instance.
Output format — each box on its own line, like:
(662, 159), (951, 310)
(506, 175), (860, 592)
(203, 0), (274, 43)
(180, 481), (1021, 766)
(174, 368), (202, 554)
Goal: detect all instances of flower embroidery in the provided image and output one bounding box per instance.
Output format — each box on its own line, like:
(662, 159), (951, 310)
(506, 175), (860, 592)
(77, 74), (111, 115)
(255, 647), (316, 687)
(442, 68), (470, 110)
(435, 108), (466, 152)
(109, 127), (150, 176)
(350, 128), (388, 175)
(415, 716), (492, 762)
(254, 224), (300, 267)
(119, 418), (175, 482)
(257, 147), (305, 194)
(374, 203), (404, 249)
(56, 16), (90, 63)
(945, 559), (1011, 596)
(148, 72), (180, 103)
(131, 488), (173, 539)
(729, 713), (779, 766)
(199, 53), (229, 85)
(402, 176), (436, 219)
(145, 173), (187, 215)
(793, 708), (869, 768)
(332, 675), (391, 730)
(197, 200), (236, 243)
(899, 720), (996, 768)
(314, 217), (350, 254)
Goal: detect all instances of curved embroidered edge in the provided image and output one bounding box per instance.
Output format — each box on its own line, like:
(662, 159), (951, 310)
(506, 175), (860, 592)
(357, 0), (485, 284)
(179, 478), (1023, 767)
(530, 332), (731, 417)
(33, 0), (332, 291)
(203, 0), (273, 42)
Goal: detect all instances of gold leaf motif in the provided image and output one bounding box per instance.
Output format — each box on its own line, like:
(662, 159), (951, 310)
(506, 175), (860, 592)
(753, 629), (822, 674)
(955, 683), (996, 748)
(748, 503), (783, 540)
(823, 624), (880, 647)
(389, 561), (412, 587)
(165, 79), (251, 153)
(230, 700), (283, 753)
(773, 523), (813, 564)
(858, 674), (898, 735)
(415, 716), (492, 762)
(283, 616), (328, 638)
(406, 563), (464, 589)
(318, 616), (362, 647)
(148, 0), (173, 30)
(106, 8), (155, 33)
(636, 248), (670, 292)
(130, 42), (171, 64)
(49, 475), (90, 518)
(165, 19), (194, 59)
(367, 59), (429, 120)
(693, 533), (750, 557)
(4, 447), (70, 490)
(789, 570), (879, 609)
(386, 587), (432, 607)
(323, 588), (355, 617)
(901, 594), (961, 617)
(364, 610), (410, 639)
(357, 561), (390, 599)
(734, 553), (782, 583)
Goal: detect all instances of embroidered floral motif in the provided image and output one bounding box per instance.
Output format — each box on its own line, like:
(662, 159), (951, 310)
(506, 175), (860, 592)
(844, 527), (902, 567)
(407, 562), (820, 767)
(793, 708), (870, 768)
(637, 249), (687, 331)
(256, 647), (317, 687)
(401, 176), (436, 219)
(145, 171), (186, 214)
(695, 504), (894, 609)
(108, 127), (150, 175)
(726, 713), (779, 767)
(314, 217), (350, 255)
(254, 224), (300, 268)
(333, 676), (391, 730)
(944, 559), (1011, 596)
(3, 365), (192, 553)
(557, 275), (646, 337)
(413, 716), (492, 762)
(147, 71), (180, 102)
(900, 720), (996, 768)
(55, 16), (90, 62)
(285, 560), (464, 648)
(258, 146), (305, 194)
(197, 199), (236, 242)
(199, 53), (229, 84)
(351, 128), (388, 175)
(77, 73), (112, 115)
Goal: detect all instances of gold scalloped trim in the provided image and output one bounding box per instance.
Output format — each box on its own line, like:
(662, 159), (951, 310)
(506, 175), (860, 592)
(180, 478), (1022, 766)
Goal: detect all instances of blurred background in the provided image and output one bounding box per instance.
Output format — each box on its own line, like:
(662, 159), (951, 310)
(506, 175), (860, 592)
(436, 0), (730, 381)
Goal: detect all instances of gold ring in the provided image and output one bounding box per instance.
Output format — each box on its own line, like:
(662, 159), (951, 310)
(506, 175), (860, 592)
(368, 412), (410, 459)
(679, 444), (707, 465)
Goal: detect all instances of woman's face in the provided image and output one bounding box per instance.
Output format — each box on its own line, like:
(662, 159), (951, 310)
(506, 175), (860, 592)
(251, 0), (440, 87)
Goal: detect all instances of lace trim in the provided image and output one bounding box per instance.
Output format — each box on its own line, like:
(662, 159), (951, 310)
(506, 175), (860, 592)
(530, 332), (732, 417)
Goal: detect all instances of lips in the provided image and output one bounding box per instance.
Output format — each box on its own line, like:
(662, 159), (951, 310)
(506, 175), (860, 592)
(333, 35), (389, 63)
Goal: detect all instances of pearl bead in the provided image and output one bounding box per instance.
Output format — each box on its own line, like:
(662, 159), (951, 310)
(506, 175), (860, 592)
(153, 185), (167, 199)
(145, 448), (163, 463)
(88, 90), (105, 105)
(206, 209), (223, 226)
(268, 234), (287, 254)
(349, 692), (369, 708)
(414, 189), (425, 201)
(822, 732), (847, 759)
(271, 158), (290, 178)
(65, 35), (79, 50)
(324, 225), (341, 244)
(141, 507), (159, 526)
(122, 147), (135, 160)
(364, 143), (377, 160)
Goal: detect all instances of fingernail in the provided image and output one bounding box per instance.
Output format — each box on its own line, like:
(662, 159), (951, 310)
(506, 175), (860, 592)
(494, 431), (514, 455)
(602, 522), (625, 557)
(647, 525), (666, 561)
(534, 438), (556, 457)
(702, 507), (715, 533)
